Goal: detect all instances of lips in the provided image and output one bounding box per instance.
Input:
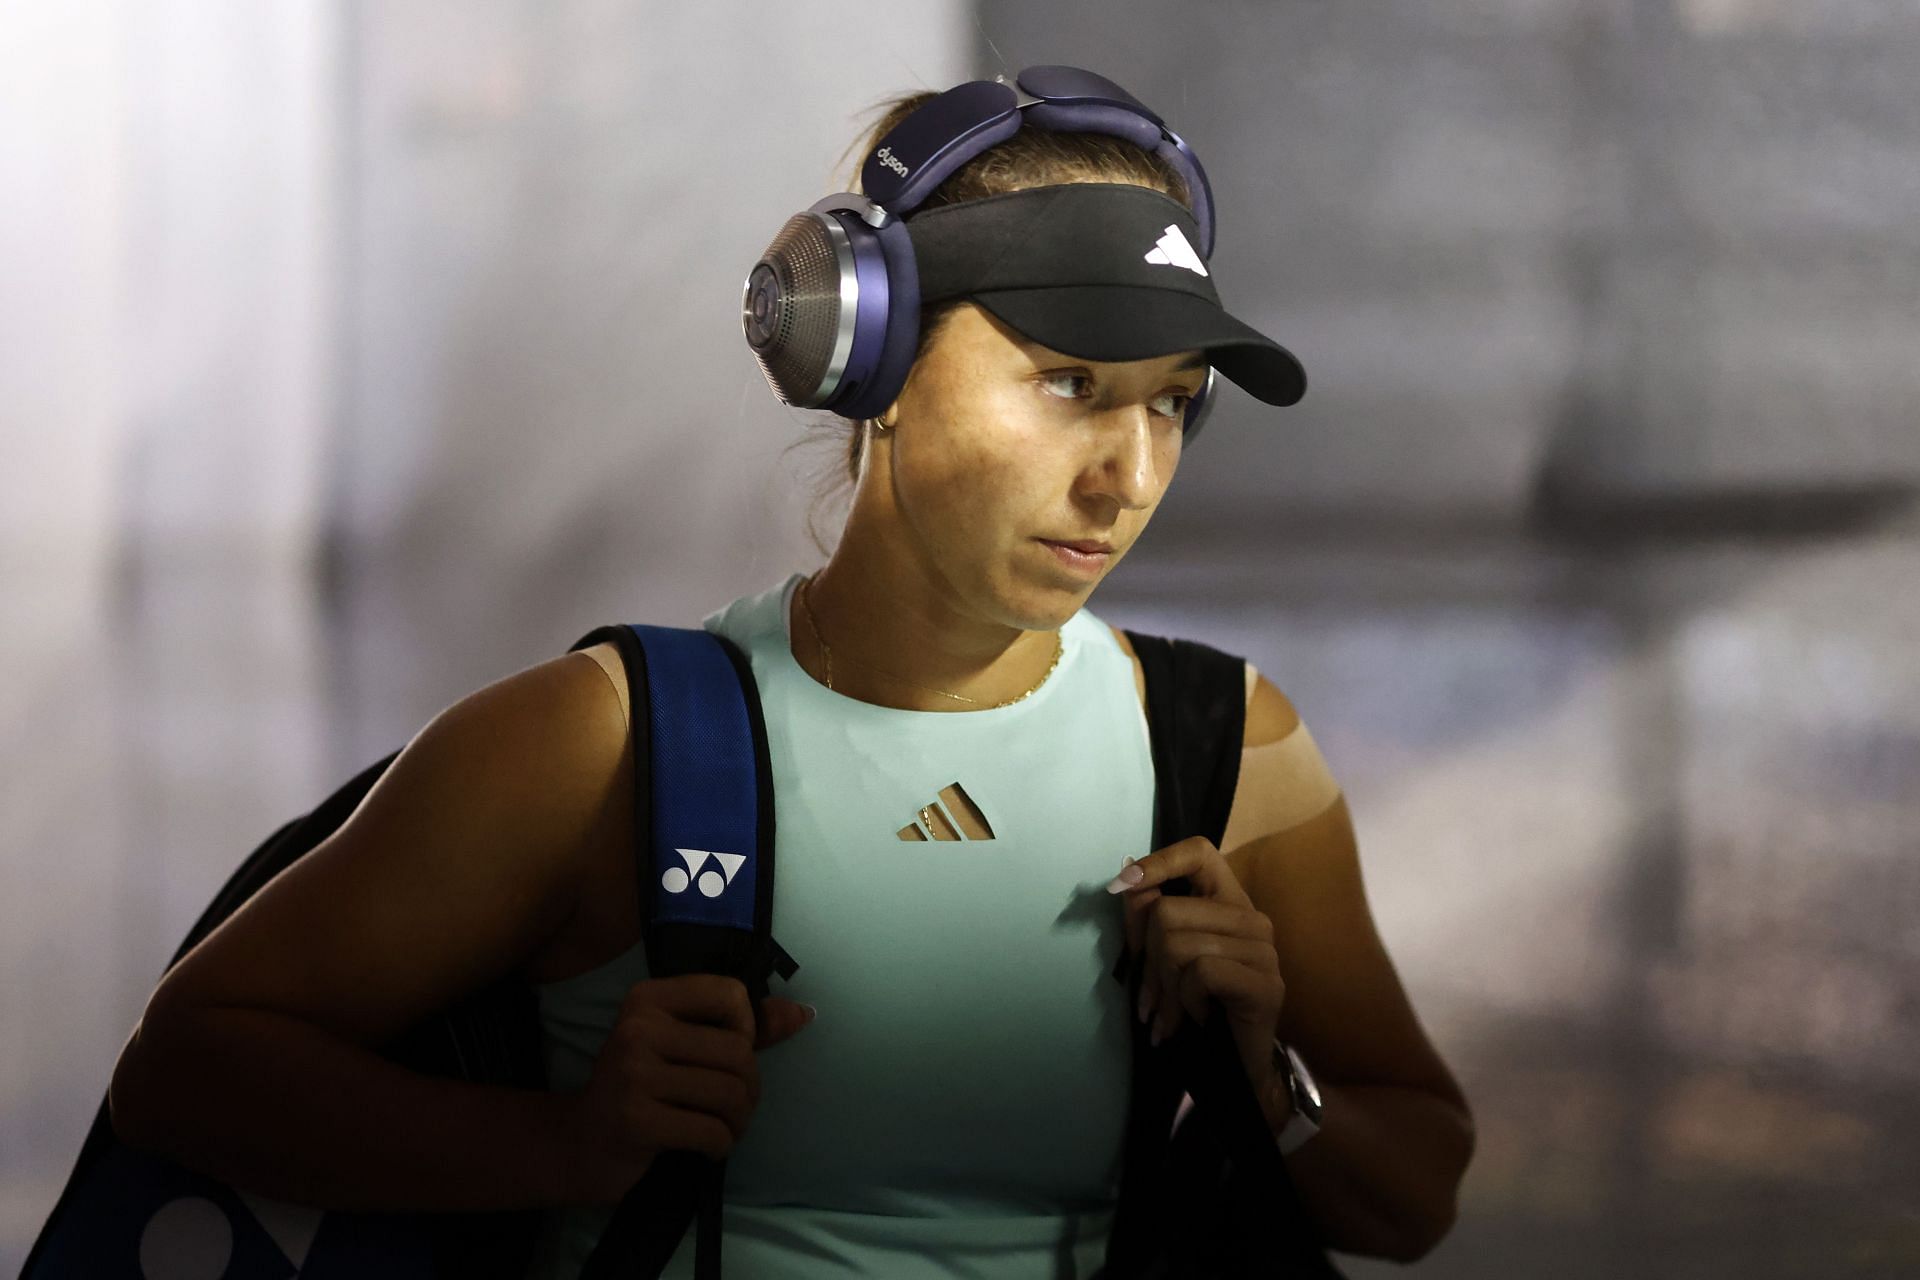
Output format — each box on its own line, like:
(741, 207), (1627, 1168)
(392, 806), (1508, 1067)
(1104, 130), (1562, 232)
(1040, 538), (1114, 554)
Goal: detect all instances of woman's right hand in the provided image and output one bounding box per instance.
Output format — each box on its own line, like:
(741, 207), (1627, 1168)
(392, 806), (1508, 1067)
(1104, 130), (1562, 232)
(561, 974), (815, 1206)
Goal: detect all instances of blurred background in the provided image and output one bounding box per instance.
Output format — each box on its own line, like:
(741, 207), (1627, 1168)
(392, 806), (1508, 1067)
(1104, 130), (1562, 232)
(4, 0), (1917, 1274)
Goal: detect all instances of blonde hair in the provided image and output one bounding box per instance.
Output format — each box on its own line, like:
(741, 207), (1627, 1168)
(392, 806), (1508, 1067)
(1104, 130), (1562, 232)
(792, 89), (1194, 556)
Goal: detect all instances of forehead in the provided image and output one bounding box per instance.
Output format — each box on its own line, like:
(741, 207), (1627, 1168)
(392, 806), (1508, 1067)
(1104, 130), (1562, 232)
(941, 301), (1207, 374)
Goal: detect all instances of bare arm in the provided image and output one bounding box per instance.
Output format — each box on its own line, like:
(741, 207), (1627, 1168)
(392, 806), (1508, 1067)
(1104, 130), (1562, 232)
(1224, 674), (1475, 1263)
(109, 650), (628, 1212)
(113, 1008), (584, 1212)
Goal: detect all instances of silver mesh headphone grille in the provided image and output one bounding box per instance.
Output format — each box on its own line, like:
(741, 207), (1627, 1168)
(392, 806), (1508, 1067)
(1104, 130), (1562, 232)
(746, 212), (853, 407)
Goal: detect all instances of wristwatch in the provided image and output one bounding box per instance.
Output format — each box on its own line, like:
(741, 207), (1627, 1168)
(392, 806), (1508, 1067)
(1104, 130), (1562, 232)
(1271, 1036), (1323, 1155)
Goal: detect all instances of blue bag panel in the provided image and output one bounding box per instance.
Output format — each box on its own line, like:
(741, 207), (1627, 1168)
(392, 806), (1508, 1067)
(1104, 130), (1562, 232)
(628, 625), (760, 935)
(25, 1139), (435, 1279)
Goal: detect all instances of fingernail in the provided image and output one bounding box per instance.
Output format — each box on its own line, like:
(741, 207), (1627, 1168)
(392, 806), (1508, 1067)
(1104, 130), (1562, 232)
(801, 1003), (818, 1022)
(1105, 862), (1146, 894)
(1137, 987), (1153, 1024)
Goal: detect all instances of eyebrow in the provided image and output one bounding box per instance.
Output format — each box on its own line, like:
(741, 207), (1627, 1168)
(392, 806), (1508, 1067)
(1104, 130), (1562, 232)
(1024, 343), (1209, 376)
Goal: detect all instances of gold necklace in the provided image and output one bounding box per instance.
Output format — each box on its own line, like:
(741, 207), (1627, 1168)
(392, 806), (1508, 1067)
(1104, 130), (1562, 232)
(798, 573), (1062, 709)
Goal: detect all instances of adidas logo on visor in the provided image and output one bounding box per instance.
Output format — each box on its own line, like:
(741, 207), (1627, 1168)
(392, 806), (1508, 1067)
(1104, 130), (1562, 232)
(662, 847), (747, 897)
(1144, 224), (1208, 277)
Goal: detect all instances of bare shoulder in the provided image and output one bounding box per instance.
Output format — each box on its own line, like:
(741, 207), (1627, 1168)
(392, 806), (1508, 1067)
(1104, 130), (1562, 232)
(1244, 665), (1305, 747)
(573, 640), (629, 731)
(1220, 667), (1340, 862)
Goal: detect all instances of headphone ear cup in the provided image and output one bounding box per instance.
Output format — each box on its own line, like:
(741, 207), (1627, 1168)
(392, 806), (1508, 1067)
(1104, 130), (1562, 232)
(1182, 368), (1216, 443)
(828, 212), (920, 422)
(742, 210), (860, 409)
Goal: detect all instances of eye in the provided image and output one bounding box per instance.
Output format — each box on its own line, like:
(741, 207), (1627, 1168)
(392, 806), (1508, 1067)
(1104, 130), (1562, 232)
(1150, 390), (1193, 419)
(1038, 372), (1093, 400)
(1036, 371), (1192, 421)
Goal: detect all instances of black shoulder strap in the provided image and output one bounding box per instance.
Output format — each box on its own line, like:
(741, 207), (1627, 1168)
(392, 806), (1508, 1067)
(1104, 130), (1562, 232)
(1102, 631), (1342, 1279)
(1133, 630), (1245, 849)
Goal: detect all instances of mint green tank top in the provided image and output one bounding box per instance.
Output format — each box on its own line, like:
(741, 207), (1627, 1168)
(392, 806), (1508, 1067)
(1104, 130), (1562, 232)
(521, 572), (1157, 1278)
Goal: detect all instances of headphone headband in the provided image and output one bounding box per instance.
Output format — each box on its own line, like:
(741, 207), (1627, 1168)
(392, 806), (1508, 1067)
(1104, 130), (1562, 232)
(858, 66), (1216, 258)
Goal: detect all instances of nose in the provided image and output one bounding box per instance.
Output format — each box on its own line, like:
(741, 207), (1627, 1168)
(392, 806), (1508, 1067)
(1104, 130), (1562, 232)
(1079, 407), (1162, 511)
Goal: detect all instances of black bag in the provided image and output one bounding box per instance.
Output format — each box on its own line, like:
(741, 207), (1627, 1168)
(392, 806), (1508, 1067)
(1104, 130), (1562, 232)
(21, 748), (551, 1278)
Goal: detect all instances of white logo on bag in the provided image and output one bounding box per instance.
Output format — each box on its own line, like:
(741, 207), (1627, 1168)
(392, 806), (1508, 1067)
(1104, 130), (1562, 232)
(875, 146), (911, 178)
(662, 848), (747, 898)
(1144, 224), (1208, 277)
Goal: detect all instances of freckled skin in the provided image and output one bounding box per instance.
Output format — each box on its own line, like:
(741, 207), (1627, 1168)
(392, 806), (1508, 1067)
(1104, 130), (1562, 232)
(795, 302), (1203, 711)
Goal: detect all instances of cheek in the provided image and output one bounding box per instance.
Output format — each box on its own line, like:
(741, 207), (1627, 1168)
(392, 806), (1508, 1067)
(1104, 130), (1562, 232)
(899, 396), (1041, 518)
(1156, 433), (1183, 492)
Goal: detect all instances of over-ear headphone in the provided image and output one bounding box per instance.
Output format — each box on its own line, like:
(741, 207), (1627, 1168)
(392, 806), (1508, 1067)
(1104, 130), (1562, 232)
(741, 64), (1223, 441)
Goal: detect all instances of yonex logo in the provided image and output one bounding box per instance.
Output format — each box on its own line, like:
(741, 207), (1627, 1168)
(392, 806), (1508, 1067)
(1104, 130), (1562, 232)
(662, 847), (748, 898)
(874, 146), (911, 178)
(1144, 224), (1208, 277)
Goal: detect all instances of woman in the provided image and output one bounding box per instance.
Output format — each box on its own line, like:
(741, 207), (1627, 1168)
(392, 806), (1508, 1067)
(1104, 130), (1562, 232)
(107, 71), (1474, 1277)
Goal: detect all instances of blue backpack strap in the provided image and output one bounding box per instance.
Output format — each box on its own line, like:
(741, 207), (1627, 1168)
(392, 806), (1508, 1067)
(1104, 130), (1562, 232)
(567, 624), (794, 1280)
(1098, 632), (1343, 1279)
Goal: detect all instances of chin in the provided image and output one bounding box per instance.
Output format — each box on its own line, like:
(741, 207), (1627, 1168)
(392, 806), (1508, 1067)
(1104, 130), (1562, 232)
(987, 552), (1103, 629)
(1010, 584), (1092, 632)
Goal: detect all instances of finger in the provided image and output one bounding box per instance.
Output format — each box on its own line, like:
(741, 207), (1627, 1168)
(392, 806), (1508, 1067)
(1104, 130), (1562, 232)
(1137, 893), (1265, 1036)
(1151, 946), (1203, 1046)
(755, 996), (817, 1051)
(649, 1016), (758, 1076)
(1152, 934), (1280, 1043)
(1136, 960), (1158, 1030)
(1145, 899), (1254, 985)
(640, 975), (756, 1045)
(1123, 882), (1161, 960)
(1110, 836), (1250, 907)
(647, 1098), (742, 1160)
(651, 1059), (756, 1140)
(1178, 958), (1215, 1028)
(1140, 894), (1270, 940)
(1132, 883), (1169, 1027)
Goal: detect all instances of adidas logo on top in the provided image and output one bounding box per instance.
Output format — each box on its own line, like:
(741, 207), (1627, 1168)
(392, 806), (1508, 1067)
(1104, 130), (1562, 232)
(896, 781), (997, 842)
(1144, 224), (1208, 277)
(662, 847), (747, 897)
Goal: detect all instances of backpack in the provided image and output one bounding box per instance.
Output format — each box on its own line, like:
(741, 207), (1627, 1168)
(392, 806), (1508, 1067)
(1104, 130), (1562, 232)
(25, 620), (1339, 1279)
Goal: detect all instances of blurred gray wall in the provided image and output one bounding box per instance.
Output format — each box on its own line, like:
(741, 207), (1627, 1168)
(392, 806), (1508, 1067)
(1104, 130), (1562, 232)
(977, 0), (1920, 536)
(333, 2), (971, 757)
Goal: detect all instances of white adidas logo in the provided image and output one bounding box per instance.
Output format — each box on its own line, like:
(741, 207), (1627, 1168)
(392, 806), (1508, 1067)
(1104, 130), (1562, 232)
(662, 847), (747, 898)
(1143, 224), (1208, 277)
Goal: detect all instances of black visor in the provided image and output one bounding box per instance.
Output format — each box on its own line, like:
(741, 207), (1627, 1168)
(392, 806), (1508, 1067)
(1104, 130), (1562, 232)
(904, 183), (1306, 407)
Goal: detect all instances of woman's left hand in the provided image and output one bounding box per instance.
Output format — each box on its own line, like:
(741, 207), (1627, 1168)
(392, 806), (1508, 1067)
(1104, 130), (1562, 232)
(1110, 836), (1286, 1103)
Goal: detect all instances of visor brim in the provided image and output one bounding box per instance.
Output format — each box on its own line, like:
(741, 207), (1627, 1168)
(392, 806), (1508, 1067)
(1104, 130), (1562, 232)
(969, 286), (1306, 407)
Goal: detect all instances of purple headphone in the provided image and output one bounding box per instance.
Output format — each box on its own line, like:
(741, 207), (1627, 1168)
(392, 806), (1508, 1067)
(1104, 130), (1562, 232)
(741, 64), (1222, 438)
